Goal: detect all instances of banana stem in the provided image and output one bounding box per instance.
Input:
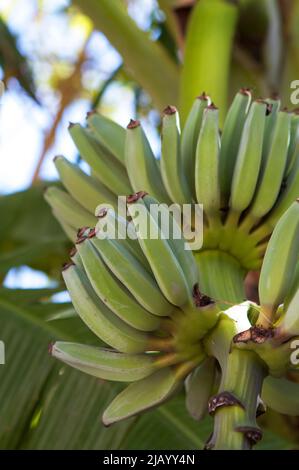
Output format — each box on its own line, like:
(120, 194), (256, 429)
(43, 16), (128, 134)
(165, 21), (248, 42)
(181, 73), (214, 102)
(256, 305), (275, 329)
(211, 349), (266, 449)
(197, 257), (267, 450)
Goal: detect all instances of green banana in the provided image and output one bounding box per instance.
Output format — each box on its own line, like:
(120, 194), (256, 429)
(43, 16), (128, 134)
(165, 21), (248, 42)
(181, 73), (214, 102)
(62, 262), (150, 353)
(285, 111), (299, 175)
(258, 200), (299, 327)
(285, 141), (299, 179)
(125, 119), (170, 203)
(102, 364), (194, 425)
(90, 236), (174, 316)
(142, 194), (198, 292)
(51, 342), (157, 382)
(261, 97), (281, 162)
(279, 285), (299, 335)
(230, 100), (267, 215)
(283, 262), (299, 313)
(127, 194), (192, 306)
(185, 357), (217, 421)
(69, 123), (131, 195)
(44, 186), (96, 229)
(86, 111), (126, 165)
(95, 206), (148, 267)
(54, 155), (117, 212)
(262, 376), (299, 416)
(195, 104), (220, 217)
(181, 93), (210, 198)
(253, 158), (299, 239)
(244, 110), (290, 223)
(76, 238), (160, 332)
(70, 246), (85, 270)
(160, 106), (192, 204)
(219, 88), (252, 205)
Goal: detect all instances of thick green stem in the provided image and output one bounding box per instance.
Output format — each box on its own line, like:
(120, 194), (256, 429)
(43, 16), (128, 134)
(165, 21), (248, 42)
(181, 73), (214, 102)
(180, 0), (238, 126)
(212, 349), (266, 449)
(196, 252), (267, 450)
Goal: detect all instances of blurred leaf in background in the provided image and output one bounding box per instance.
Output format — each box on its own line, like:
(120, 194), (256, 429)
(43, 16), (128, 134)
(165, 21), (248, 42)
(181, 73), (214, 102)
(0, 16), (38, 102)
(0, 184), (69, 280)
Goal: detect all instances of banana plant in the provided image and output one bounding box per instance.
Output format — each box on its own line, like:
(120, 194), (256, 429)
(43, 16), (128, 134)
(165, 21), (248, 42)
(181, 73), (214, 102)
(46, 89), (299, 449)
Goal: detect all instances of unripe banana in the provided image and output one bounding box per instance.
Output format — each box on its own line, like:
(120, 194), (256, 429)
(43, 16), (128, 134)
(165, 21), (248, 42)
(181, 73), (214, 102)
(160, 106), (192, 204)
(230, 100), (267, 214)
(195, 104), (220, 217)
(44, 187), (96, 229)
(181, 93), (210, 198)
(219, 88), (251, 204)
(76, 238), (160, 332)
(127, 193), (192, 306)
(285, 111), (299, 175)
(90, 236), (173, 316)
(125, 120), (170, 203)
(279, 284), (299, 336)
(142, 194), (198, 291)
(70, 246), (84, 270)
(185, 357), (217, 421)
(262, 97), (280, 161)
(69, 123), (131, 195)
(258, 200), (299, 327)
(95, 207), (148, 267)
(285, 141), (299, 179)
(51, 342), (157, 382)
(283, 262), (299, 313)
(62, 263), (150, 353)
(102, 361), (196, 425)
(254, 159), (299, 239)
(54, 155), (117, 212)
(245, 110), (290, 221)
(262, 376), (299, 416)
(86, 111), (126, 165)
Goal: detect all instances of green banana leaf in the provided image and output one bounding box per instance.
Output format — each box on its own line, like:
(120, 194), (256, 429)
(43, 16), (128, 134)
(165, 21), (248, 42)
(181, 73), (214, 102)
(0, 287), (294, 449)
(0, 184), (69, 278)
(0, 17), (38, 102)
(73, 0), (179, 110)
(0, 287), (211, 449)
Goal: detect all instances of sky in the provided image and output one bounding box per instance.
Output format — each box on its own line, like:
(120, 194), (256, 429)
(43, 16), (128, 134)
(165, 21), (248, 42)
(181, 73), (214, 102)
(0, 0), (159, 290)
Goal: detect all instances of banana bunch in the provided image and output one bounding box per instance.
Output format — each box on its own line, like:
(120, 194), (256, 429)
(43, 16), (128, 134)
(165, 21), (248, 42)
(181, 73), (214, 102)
(232, 201), (299, 414)
(51, 196), (221, 425)
(46, 91), (299, 444)
(45, 90), (299, 273)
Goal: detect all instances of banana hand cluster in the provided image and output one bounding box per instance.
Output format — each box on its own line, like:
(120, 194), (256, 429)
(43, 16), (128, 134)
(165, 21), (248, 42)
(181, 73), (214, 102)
(232, 201), (299, 415)
(46, 90), (299, 442)
(45, 90), (299, 272)
(51, 198), (220, 425)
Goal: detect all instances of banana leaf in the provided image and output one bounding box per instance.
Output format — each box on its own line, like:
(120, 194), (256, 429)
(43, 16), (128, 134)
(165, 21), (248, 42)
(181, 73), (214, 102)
(0, 184), (69, 278)
(73, 0), (179, 110)
(0, 287), (293, 448)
